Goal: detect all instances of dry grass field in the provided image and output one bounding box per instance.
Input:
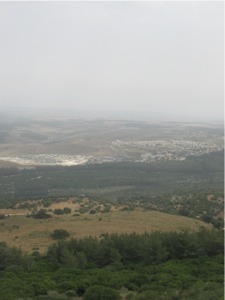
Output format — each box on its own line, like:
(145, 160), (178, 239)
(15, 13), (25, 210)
(0, 199), (212, 254)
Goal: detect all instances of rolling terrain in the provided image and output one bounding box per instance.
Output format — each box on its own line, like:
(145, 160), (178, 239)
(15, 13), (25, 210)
(0, 117), (223, 166)
(0, 197), (212, 253)
(0, 116), (223, 300)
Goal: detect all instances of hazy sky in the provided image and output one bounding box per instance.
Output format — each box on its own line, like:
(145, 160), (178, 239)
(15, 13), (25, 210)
(0, 1), (223, 121)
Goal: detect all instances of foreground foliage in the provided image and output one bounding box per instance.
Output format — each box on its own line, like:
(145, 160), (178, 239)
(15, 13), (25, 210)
(0, 228), (223, 299)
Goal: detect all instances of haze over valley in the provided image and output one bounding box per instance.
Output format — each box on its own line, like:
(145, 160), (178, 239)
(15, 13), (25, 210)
(0, 1), (223, 299)
(0, 112), (223, 168)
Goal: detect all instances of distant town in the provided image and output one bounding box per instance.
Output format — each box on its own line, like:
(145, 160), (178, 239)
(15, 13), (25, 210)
(112, 139), (224, 163)
(0, 117), (223, 167)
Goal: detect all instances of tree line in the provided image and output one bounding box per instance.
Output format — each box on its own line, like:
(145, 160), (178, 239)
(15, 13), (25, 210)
(0, 151), (223, 207)
(0, 228), (223, 299)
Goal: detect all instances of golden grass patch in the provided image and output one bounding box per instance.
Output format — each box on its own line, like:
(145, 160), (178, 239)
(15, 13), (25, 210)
(0, 209), (212, 254)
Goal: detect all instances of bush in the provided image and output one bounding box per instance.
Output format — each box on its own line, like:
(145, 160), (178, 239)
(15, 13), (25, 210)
(32, 209), (52, 219)
(63, 207), (71, 214)
(53, 209), (64, 215)
(84, 285), (121, 300)
(50, 229), (70, 240)
(73, 213), (80, 217)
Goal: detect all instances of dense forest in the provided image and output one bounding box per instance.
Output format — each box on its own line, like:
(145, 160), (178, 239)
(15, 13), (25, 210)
(0, 151), (223, 207)
(0, 151), (223, 228)
(0, 228), (223, 299)
(0, 151), (223, 299)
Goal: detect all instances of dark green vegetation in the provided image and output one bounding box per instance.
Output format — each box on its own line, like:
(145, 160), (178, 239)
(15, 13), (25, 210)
(0, 151), (223, 203)
(0, 229), (223, 300)
(51, 229), (70, 240)
(0, 151), (223, 227)
(120, 191), (224, 229)
(31, 209), (52, 219)
(0, 130), (223, 299)
(54, 207), (72, 215)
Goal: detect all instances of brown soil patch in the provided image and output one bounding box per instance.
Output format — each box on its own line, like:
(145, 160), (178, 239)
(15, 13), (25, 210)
(0, 208), (28, 216)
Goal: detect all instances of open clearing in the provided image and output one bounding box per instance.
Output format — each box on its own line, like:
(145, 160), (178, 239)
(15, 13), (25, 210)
(0, 207), (212, 254)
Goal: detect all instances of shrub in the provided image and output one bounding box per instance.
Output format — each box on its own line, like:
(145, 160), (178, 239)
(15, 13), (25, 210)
(51, 229), (70, 240)
(84, 285), (121, 300)
(32, 209), (52, 219)
(73, 213), (80, 217)
(63, 207), (71, 214)
(54, 209), (64, 215)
